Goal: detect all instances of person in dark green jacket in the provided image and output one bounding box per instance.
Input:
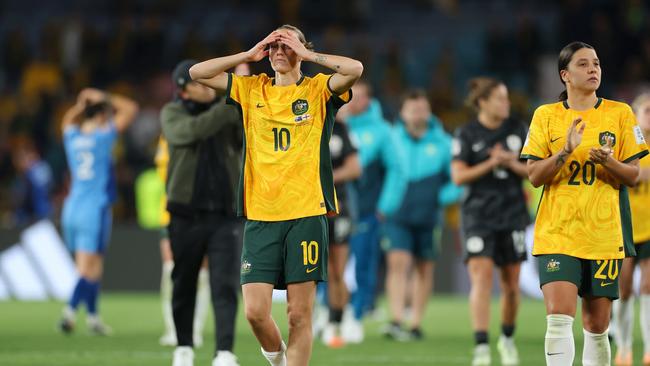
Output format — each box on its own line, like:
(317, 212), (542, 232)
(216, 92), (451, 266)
(161, 59), (243, 366)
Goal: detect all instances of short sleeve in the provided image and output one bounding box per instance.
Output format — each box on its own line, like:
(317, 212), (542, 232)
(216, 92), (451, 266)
(226, 73), (258, 107)
(520, 107), (550, 160)
(618, 105), (649, 163)
(451, 127), (472, 163)
(322, 74), (352, 109)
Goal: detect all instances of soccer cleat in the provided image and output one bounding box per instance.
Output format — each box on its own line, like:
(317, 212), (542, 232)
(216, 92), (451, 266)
(497, 336), (519, 365)
(614, 348), (633, 366)
(58, 317), (75, 334)
(261, 341), (286, 366)
(87, 318), (113, 336)
(172, 346), (194, 366)
(159, 331), (178, 346)
(409, 327), (424, 340)
(472, 344), (491, 366)
(380, 322), (411, 342)
(322, 324), (345, 348)
(341, 318), (364, 344)
(212, 351), (239, 366)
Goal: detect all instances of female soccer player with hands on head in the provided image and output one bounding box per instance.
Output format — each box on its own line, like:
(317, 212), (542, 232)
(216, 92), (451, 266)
(189, 25), (362, 366)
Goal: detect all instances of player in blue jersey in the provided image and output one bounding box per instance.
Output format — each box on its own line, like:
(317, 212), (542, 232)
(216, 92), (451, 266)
(58, 88), (138, 335)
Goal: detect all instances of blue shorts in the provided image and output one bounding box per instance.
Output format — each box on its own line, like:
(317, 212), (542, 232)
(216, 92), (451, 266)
(62, 203), (112, 254)
(381, 221), (438, 260)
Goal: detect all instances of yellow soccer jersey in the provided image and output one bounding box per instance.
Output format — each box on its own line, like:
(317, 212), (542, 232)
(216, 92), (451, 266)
(226, 72), (351, 221)
(630, 151), (650, 243)
(155, 136), (170, 226)
(521, 98), (648, 259)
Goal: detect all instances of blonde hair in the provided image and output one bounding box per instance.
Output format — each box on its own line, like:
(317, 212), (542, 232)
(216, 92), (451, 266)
(276, 24), (314, 51)
(632, 93), (650, 115)
(465, 77), (503, 112)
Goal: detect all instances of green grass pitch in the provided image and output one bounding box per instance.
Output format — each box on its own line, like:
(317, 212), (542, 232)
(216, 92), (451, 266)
(0, 294), (644, 365)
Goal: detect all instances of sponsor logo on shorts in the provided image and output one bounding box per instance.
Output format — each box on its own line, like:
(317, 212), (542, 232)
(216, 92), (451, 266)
(306, 267), (318, 274)
(600, 281), (614, 287)
(241, 260), (252, 274)
(546, 259), (560, 273)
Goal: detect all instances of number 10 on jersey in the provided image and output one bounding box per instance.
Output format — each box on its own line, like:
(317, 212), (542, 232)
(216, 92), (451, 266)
(272, 128), (291, 151)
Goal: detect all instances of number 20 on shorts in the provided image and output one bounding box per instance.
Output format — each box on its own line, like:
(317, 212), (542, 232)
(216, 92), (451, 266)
(594, 259), (619, 280)
(301, 240), (319, 265)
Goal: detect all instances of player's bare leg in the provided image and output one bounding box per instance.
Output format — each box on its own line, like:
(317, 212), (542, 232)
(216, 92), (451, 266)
(498, 263), (521, 365)
(384, 250), (412, 341)
(243, 283), (283, 351)
(324, 243), (349, 347)
(468, 257), (493, 365)
(410, 259), (434, 337)
(286, 281), (317, 366)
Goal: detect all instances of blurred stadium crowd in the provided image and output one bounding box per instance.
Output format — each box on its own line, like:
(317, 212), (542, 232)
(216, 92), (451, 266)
(1, 0), (650, 227)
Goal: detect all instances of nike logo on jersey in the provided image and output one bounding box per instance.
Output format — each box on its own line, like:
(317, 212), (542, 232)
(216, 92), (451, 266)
(546, 352), (563, 356)
(600, 281), (614, 287)
(256, 103), (264, 108)
(306, 267), (318, 274)
(550, 136), (562, 143)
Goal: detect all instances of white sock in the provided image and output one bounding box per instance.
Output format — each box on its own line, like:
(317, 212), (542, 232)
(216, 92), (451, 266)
(641, 295), (650, 354)
(612, 298), (634, 350)
(261, 341), (287, 366)
(161, 261), (175, 336)
(62, 305), (75, 320)
(193, 267), (210, 339)
(545, 314), (575, 366)
(582, 328), (611, 366)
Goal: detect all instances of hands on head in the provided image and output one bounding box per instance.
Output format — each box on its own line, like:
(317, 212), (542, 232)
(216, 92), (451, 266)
(78, 88), (106, 105)
(245, 30), (311, 63)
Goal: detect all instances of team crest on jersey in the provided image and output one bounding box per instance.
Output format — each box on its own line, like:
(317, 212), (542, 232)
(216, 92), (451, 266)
(241, 260), (252, 274)
(546, 259), (560, 273)
(599, 131), (616, 147)
(292, 99), (309, 115)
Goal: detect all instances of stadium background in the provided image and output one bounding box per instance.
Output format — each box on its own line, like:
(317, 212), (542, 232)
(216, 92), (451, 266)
(1, 0), (650, 365)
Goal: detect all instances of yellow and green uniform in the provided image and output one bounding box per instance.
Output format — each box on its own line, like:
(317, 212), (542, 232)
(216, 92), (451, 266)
(227, 73), (351, 221)
(226, 72), (351, 288)
(522, 98), (648, 299)
(155, 136), (170, 227)
(630, 154), (650, 244)
(522, 98), (648, 260)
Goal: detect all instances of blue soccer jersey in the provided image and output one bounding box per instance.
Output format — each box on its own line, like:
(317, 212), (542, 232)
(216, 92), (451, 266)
(62, 122), (117, 253)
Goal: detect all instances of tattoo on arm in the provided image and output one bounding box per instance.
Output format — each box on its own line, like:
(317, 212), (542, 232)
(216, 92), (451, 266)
(556, 150), (569, 167)
(315, 54), (327, 63)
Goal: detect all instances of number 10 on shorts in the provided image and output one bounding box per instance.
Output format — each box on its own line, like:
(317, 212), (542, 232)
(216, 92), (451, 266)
(301, 240), (319, 265)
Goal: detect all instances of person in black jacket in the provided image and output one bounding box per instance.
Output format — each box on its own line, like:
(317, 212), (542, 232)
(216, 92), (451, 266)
(161, 60), (243, 366)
